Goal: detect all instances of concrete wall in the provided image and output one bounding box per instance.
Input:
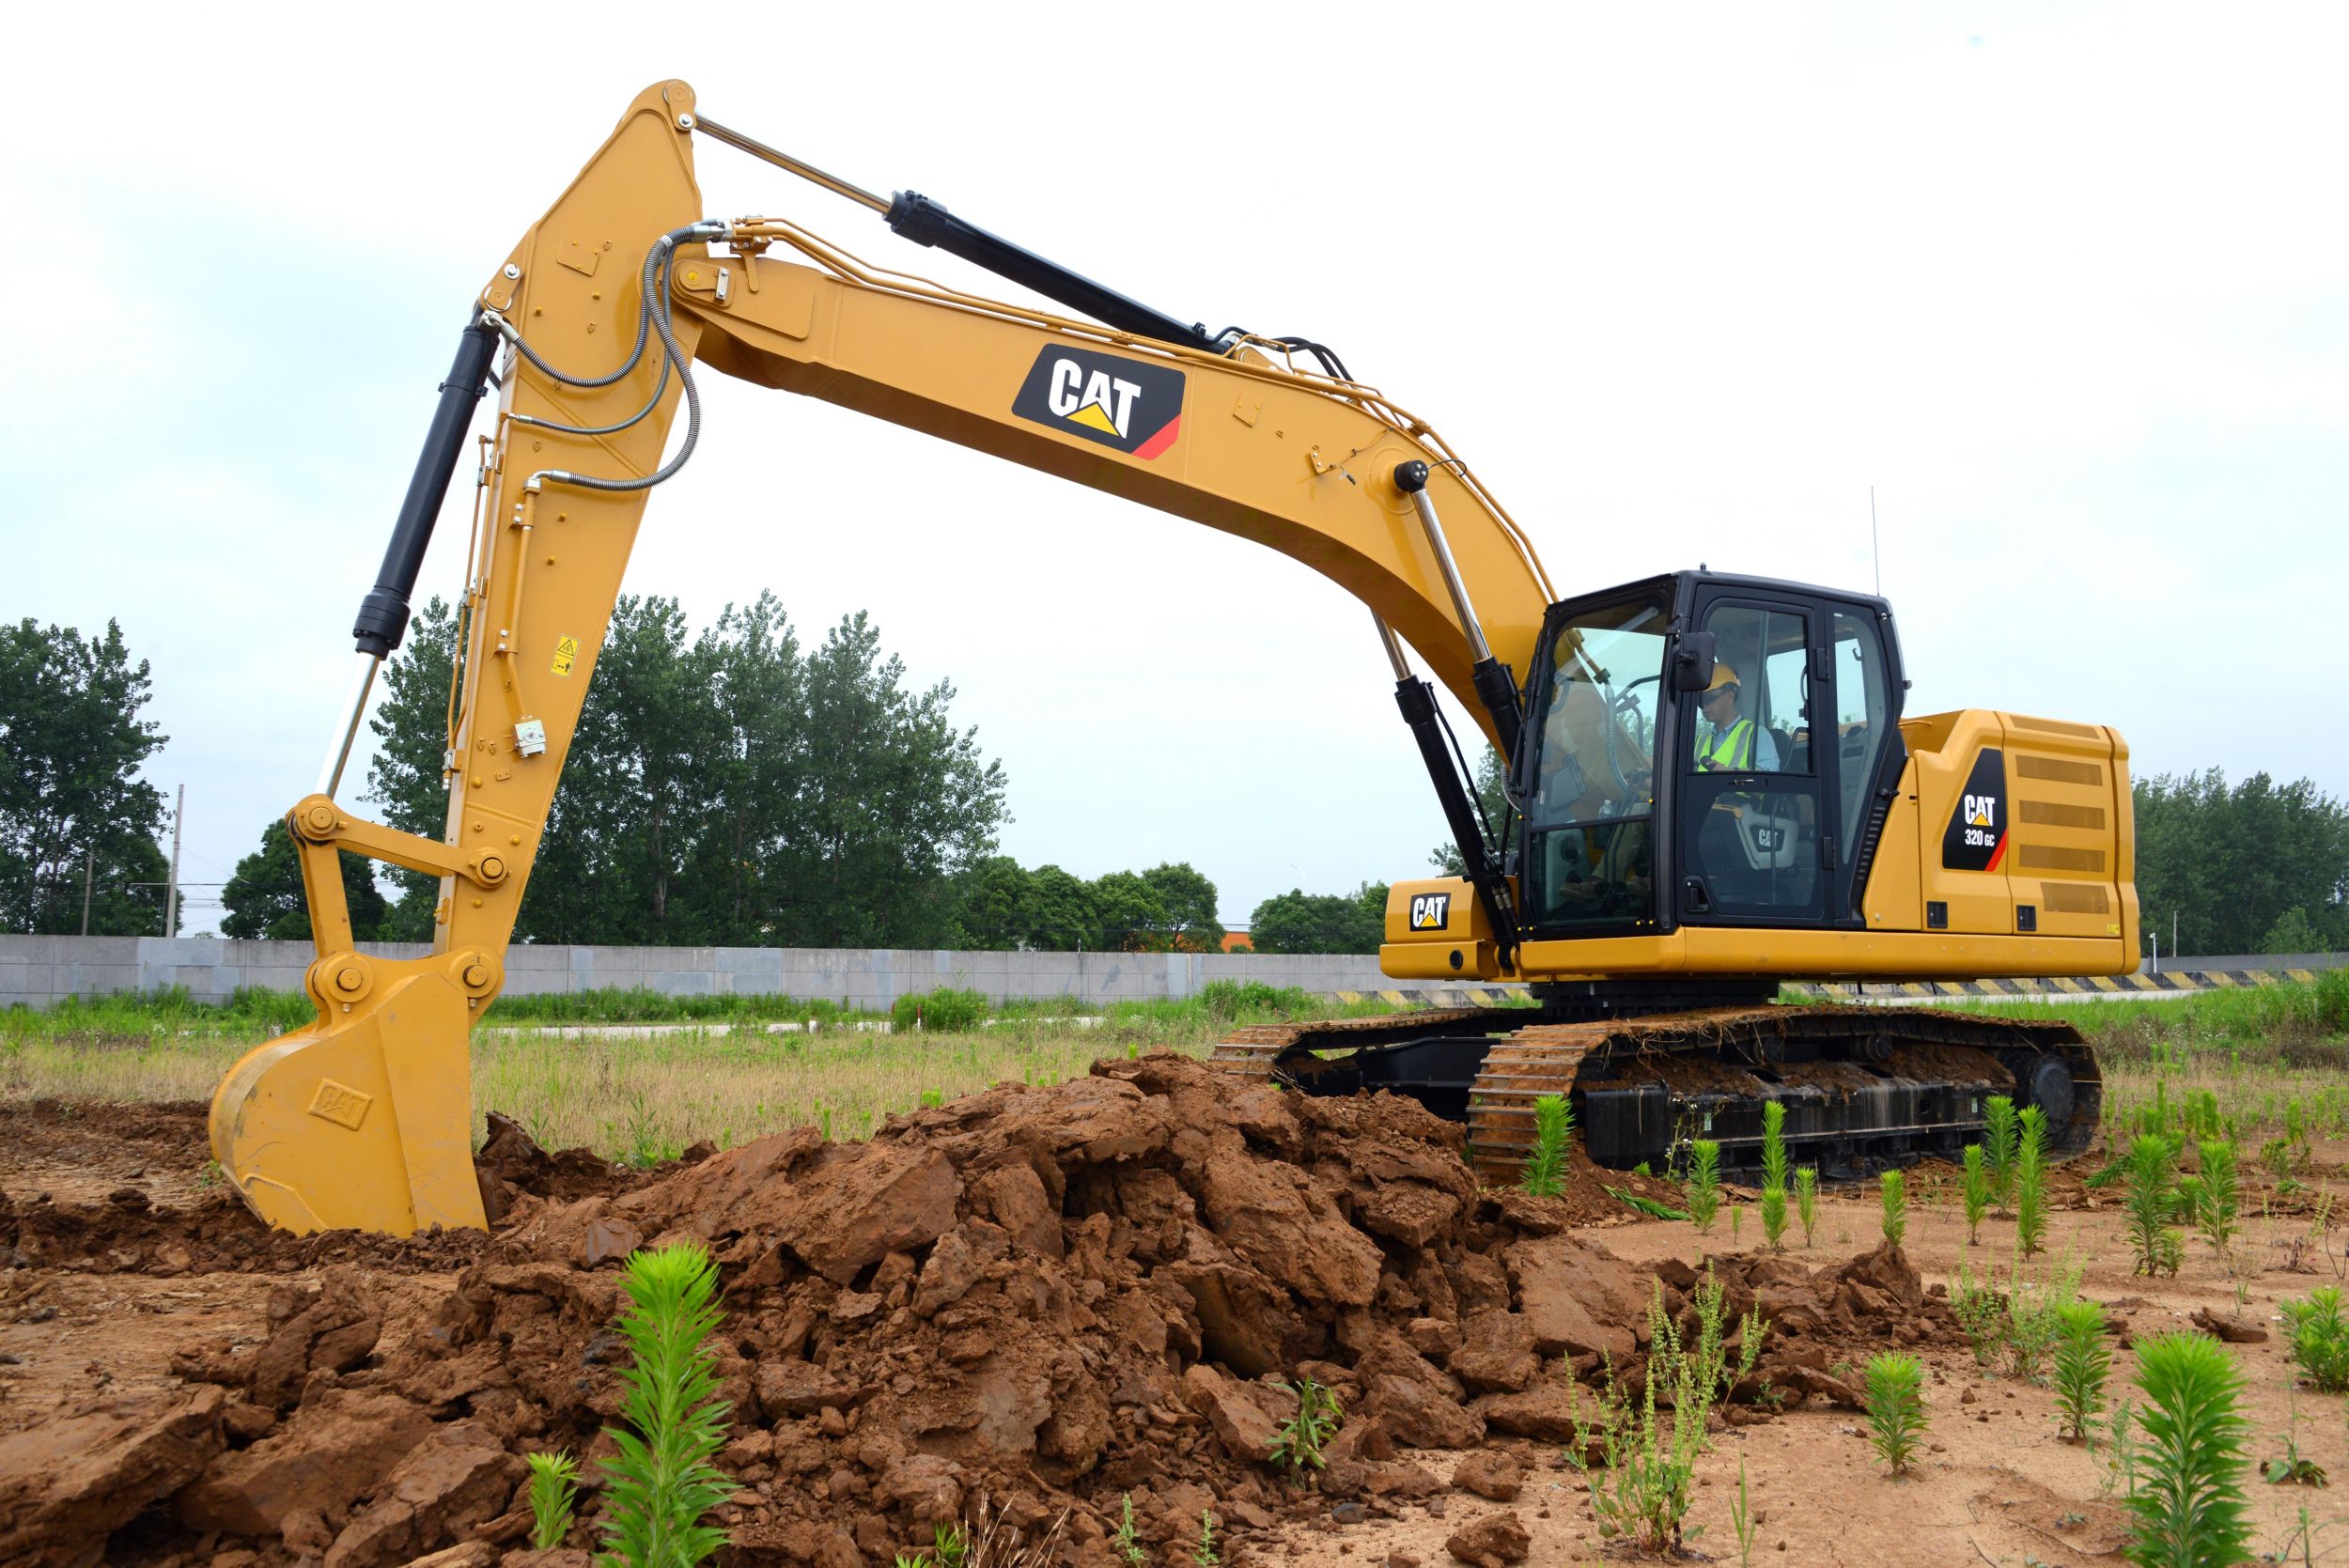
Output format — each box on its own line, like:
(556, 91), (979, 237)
(5, 935), (2336, 1013)
(0, 935), (1401, 1011)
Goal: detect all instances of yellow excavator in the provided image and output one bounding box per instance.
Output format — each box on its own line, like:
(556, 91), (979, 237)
(211, 83), (2137, 1235)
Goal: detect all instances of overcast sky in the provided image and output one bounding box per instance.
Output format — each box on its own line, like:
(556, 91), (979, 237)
(5, 4), (2342, 935)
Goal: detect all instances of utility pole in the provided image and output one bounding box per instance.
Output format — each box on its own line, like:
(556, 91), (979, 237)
(164, 784), (185, 938)
(80, 847), (93, 937)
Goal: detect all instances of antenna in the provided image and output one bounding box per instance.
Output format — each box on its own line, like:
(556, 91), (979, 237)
(1870, 485), (1881, 597)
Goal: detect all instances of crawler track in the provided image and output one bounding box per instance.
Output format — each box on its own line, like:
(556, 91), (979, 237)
(1210, 1003), (2100, 1184)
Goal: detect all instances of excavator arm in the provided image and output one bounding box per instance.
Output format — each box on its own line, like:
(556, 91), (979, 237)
(212, 81), (1557, 1234)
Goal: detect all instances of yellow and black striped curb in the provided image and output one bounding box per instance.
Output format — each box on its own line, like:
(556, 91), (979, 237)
(1317, 970), (2326, 1007)
(1324, 986), (1528, 1007)
(1797, 969), (2326, 1001)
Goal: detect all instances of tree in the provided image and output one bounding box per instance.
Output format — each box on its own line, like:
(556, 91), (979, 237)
(1087, 870), (1169, 950)
(364, 596), (459, 940)
(1428, 744), (1511, 877)
(1140, 862), (1226, 951)
(1249, 881), (1388, 955)
(0, 618), (175, 934)
(220, 819), (390, 940)
(2260, 907), (2324, 956)
(362, 593), (1012, 949)
(1021, 864), (1098, 951)
(2134, 770), (2348, 955)
(521, 597), (721, 945)
(756, 612), (1007, 946)
(946, 855), (1034, 948)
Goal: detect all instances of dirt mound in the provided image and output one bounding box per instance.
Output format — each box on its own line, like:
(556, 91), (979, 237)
(5, 1055), (1958, 1566)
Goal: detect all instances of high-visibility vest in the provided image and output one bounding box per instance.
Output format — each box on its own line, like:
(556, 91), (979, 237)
(1700, 718), (1757, 772)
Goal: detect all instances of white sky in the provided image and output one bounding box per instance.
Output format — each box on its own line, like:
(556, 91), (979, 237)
(4, 3), (2343, 934)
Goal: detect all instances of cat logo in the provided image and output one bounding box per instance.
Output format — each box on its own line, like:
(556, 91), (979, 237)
(1942, 750), (2010, 873)
(1011, 345), (1185, 459)
(1409, 893), (1452, 931)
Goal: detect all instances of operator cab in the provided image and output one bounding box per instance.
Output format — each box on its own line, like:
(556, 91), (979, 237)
(1513, 571), (1907, 939)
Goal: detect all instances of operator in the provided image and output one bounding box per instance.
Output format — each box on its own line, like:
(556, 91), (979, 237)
(1694, 664), (1781, 773)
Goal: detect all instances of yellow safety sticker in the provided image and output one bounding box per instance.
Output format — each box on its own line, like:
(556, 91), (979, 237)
(551, 634), (580, 677)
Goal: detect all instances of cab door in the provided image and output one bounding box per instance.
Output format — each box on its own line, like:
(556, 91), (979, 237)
(1674, 591), (1828, 925)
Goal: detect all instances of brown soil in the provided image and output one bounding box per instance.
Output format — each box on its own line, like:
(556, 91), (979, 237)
(0, 1066), (2339, 1568)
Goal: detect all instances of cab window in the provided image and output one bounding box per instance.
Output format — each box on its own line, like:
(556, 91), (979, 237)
(1522, 592), (1668, 931)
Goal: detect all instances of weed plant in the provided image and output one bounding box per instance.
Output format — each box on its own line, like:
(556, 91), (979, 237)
(1795, 1166), (1817, 1248)
(2193, 1139), (2239, 1257)
(2005, 1263), (2079, 1385)
(1686, 1140), (1722, 1234)
(1730, 1458), (1756, 1567)
(1863, 1353), (1927, 1475)
(892, 987), (989, 1032)
(1519, 1094), (1571, 1199)
(1984, 1095), (2019, 1211)
(2126, 1331), (2253, 1568)
(2280, 1288), (2349, 1393)
(599, 1243), (732, 1568)
(525, 1452), (579, 1551)
(2124, 1135), (2180, 1277)
(1191, 1509), (1219, 1567)
(1960, 1144), (1991, 1244)
(2015, 1106), (2049, 1258)
(2053, 1299), (2111, 1443)
(1269, 1379), (1344, 1477)
(1110, 1496), (1145, 1567)
(1575, 1273), (1755, 1554)
(1880, 1170), (1906, 1248)
(1758, 1100), (1789, 1250)
(1952, 1263), (2006, 1367)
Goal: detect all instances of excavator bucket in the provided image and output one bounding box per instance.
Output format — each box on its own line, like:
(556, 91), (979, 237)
(209, 966), (486, 1236)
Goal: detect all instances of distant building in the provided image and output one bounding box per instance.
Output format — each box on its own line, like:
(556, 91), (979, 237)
(1221, 926), (1252, 953)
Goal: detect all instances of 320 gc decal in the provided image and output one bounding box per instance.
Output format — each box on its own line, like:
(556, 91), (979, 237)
(1942, 749), (2008, 872)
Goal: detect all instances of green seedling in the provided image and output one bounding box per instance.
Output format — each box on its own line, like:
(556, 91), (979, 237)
(525, 1451), (580, 1552)
(2126, 1332), (2253, 1568)
(1759, 1100), (1789, 1251)
(2053, 1299), (2110, 1444)
(1961, 1144), (1991, 1244)
(2016, 1107), (2048, 1258)
(2280, 1286), (2349, 1393)
(1864, 1352), (1927, 1475)
(1985, 1095), (2019, 1210)
(1796, 1166), (1817, 1249)
(1880, 1170), (1906, 1248)
(1686, 1140), (1722, 1234)
(2194, 1139), (2239, 1257)
(599, 1242), (733, 1568)
(1192, 1508), (1219, 1567)
(1520, 1093), (1571, 1198)
(2124, 1134), (2178, 1277)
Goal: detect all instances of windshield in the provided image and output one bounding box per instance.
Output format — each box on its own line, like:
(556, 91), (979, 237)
(1522, 590), (1670, 933)
(1529, 593), (1668, 826)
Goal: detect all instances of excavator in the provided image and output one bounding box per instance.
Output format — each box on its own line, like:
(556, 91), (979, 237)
(210, 83), (2137, 1235)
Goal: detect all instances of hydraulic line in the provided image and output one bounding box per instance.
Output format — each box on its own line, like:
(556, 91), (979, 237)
(500, 223), (725, 495)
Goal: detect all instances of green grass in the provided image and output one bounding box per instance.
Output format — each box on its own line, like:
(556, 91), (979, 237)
(0, 977), (1413, 1164)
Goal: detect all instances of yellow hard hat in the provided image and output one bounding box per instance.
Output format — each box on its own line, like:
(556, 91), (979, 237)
(1704, 661), (1742, 694)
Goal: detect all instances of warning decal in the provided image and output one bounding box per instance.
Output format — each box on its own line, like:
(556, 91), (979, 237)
(551, 635), (580, 677)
